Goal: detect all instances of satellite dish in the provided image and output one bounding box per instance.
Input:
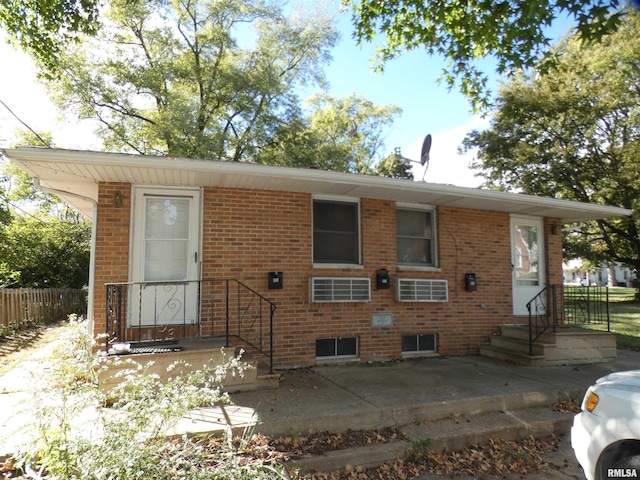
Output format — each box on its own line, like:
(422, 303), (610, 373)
(420, 134), (432, 167)
(393, 133), (432, 181)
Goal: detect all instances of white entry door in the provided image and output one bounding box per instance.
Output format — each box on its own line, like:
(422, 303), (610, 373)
(511, 216), (545, 316)
(130, 187), (201, 327)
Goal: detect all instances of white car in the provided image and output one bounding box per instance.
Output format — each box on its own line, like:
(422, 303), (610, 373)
(572, 371), (640, 480)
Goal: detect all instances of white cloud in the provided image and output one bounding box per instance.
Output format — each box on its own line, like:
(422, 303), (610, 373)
(0, 39), (101, 149)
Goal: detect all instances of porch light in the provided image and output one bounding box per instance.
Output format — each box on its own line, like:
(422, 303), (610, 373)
(113, 191), (123, 207)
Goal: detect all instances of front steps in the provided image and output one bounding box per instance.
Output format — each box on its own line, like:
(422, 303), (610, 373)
(480, 324), (617, 367)
(100, 343), (280, 393)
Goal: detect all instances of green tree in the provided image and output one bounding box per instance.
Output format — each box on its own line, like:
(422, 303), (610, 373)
(48, 0), (338, 162)
(461, 11), (640, 275)
(257, 93), (404, 175)
(342, 0), (631, 111)
(375, 152), (414, 180)
(0, 166), (12, 231)
(0, 0), (99, 75)
(0, 132), (91, 288)
(0, 215), (91, 288)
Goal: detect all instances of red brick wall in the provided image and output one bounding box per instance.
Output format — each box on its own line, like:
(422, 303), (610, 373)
(93, 183), (132, 337)
(92, 183), (563, 367)
(544, 218), (564, 286)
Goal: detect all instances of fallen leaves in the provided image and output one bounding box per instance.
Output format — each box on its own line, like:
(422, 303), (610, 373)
(1, 458), (15, 474)
(553, 399), (582, 413)
(271, 427), (405, 457)
(413, 436), (558, 477)
(301, 435), (559, 480)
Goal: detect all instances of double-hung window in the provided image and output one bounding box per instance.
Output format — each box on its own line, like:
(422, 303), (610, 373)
(396, 205), (436, 267)
(313, 198), (360, 265)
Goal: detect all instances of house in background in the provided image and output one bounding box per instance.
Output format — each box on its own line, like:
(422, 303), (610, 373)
(563, 259), (637, 287)
(2, 147), (631, 372)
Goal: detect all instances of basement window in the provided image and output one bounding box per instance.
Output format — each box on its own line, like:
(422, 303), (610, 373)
(315, 336), (358, 359)
(401, 334), (437, 357)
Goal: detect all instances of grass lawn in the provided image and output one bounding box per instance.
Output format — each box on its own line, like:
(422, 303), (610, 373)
(577, 287), (640, 350)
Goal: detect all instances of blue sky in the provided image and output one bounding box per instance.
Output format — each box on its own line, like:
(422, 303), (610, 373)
(0, 1), (573, 188)
(320, 7), (491, 185)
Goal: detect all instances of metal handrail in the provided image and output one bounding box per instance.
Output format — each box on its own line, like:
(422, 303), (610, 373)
(105, 278), (276, 373)
(526, 285), (559, 356)
(527, 284), (610, 356)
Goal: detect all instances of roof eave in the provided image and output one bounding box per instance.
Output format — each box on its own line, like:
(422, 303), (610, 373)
(1, 147), (632, 224)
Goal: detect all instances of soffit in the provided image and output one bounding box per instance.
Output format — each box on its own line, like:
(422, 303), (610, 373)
(2, 147), (631, 223)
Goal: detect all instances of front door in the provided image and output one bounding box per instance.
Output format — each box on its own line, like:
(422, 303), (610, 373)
(511, 216), (545, 316)
(130, 187), (201, 328)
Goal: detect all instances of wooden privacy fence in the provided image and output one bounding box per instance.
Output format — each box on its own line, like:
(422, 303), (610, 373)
(0, 288), (87, 331)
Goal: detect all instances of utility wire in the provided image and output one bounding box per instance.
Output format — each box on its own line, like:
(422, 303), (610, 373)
(0, 99), (51, 147)
(1, 197), (48, 224)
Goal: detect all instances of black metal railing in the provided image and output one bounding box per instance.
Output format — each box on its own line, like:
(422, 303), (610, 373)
(563, 285), (610, 330)
(526, 284), (610, 356)
(526, 285), (560, 356)
(105, 279), (275, 373)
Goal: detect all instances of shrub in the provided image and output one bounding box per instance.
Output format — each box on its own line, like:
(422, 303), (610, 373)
(12, 318), (290, 479)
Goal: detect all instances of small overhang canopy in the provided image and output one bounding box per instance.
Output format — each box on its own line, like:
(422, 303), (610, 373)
(1, 146), (632, 223)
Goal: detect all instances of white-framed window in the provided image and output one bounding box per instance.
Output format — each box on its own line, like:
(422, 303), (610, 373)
(315, 336), (358, 358)
(313, 198), (360, 265)
(396, 205), (436, 267)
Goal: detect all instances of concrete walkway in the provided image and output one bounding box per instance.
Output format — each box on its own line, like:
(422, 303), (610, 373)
(230, 349), (640, 436)
(3, 325), (640, 477)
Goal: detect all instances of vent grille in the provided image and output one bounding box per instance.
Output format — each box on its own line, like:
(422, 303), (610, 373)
(396, 279), (448, 302)
(310, 277), (371, 303)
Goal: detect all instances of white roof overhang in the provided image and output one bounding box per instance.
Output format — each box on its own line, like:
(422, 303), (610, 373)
(1, 147), (632, 223)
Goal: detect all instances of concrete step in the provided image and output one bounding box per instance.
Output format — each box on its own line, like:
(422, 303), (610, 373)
(101, 346), (280, 394)
(402, 405), (574, 451)
(253, 380), (575, 438)
(290, 406), (575, 474)
(233, 350), (280, 393)
(288, 440), (411, 474)
(500, 324), (556, 344)
(489, 334), (554, 357)
(479, 345), (546, 367)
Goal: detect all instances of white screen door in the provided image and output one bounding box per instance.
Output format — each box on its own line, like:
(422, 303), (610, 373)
(130, 187), (201, 327)
(511, 216), (545, 316)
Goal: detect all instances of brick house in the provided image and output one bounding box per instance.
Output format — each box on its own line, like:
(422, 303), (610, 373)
(2, 147), (630, 369)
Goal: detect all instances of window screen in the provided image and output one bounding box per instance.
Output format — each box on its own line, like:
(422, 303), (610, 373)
(313, 200), (359, 264)
(396, 208), (435, 266)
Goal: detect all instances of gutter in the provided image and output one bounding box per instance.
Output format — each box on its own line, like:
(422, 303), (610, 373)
(33, 177), (98, 339)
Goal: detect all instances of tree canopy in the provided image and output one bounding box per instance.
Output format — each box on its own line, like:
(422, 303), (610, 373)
(0, 0), (99, 75)
(343, 0), (632, 111)
(49, 0), (339, 161)
(0, 132), (91, 288)
(462, 11), (640, 274)
(256, 92), (408, 176)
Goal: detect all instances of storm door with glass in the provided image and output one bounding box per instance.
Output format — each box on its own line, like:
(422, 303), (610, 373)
(511, 216), (545, 316)
(130, 187), (201, 331)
